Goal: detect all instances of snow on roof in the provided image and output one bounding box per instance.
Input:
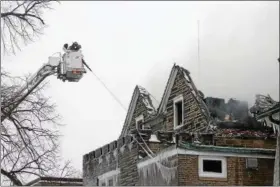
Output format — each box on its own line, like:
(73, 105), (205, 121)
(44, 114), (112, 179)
(149, 134), (161, 143)
(137, 85), (158, 115)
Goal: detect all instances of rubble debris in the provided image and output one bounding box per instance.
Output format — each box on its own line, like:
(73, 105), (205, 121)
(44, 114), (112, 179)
(215, 128), (276, 138)
(250, 94), (278, 115)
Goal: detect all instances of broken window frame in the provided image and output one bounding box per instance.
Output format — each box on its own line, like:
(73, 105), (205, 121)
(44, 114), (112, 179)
(198, 156), (227, 178)
(135, 114), (144, 130)
(173, 94), (184, 129)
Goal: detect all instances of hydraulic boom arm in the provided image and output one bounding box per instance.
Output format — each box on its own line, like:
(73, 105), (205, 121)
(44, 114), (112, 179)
(1, 42), (90, 122)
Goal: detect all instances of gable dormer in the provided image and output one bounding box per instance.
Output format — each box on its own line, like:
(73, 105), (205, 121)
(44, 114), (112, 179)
(119, 85), (157, 137)
(157, 64), (209, 132)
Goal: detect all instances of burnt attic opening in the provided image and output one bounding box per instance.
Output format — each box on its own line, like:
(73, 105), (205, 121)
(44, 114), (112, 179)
(175, 101), (183, 126)
(203, 160), (222, 173)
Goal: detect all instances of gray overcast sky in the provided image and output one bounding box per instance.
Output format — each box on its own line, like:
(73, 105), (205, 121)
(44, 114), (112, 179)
(2, 1), (279, 172)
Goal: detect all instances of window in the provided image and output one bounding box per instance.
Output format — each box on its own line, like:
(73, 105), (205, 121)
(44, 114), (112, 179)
(136, 115), (144, 130)
(198, 156), (227, 178)
(203, 160), (222, 173)
(173, 95), (184, 129)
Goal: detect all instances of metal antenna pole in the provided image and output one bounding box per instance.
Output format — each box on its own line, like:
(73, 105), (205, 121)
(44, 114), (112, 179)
(197, 20), (200, 87)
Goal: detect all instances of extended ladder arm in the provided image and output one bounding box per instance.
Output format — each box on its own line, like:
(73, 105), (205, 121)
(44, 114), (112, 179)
(1, 42), (90, 122)
(1, 62), (58, 122)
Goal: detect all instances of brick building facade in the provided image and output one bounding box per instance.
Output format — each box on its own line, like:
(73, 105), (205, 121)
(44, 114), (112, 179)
(83, 64), (277, 186)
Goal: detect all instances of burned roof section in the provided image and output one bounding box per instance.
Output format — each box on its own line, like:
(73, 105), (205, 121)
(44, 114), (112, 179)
(119, 85), (158, 138)
(204, 96), (275, 133)
(119, 64), (277, 139)
(250, 94), (280, 120)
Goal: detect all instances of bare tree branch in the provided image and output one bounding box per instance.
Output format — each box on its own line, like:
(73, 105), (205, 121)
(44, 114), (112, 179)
(1, 70), (79, 185)
(1, 1), (59, 55)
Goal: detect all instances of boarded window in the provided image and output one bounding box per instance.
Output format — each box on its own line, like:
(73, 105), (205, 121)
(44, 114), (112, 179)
(203, 160), (222, 173)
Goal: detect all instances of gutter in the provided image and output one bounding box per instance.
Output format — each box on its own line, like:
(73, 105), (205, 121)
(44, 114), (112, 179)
(179, 143), (276, 156)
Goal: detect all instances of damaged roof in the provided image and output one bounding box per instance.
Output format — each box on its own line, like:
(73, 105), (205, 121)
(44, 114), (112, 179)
(120, 64), (276, 137)
(250, 94), (280, 119)
(119, 85), (158, 137)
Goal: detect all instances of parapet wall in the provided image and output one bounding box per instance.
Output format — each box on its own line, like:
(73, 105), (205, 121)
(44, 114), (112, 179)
(83, 135), (134, 163)
(83, 135), (139, 186)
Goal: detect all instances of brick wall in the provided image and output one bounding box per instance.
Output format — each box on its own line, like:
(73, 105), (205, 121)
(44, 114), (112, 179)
(165, 70), (207, 132)
(178, 155), (274, 186)
(242, 158), (274, 186)
(83, 142), (119, 185)
(118, 141), (139, 186)
(83, 136), (139, 186)
(215, 137), (276, 149)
